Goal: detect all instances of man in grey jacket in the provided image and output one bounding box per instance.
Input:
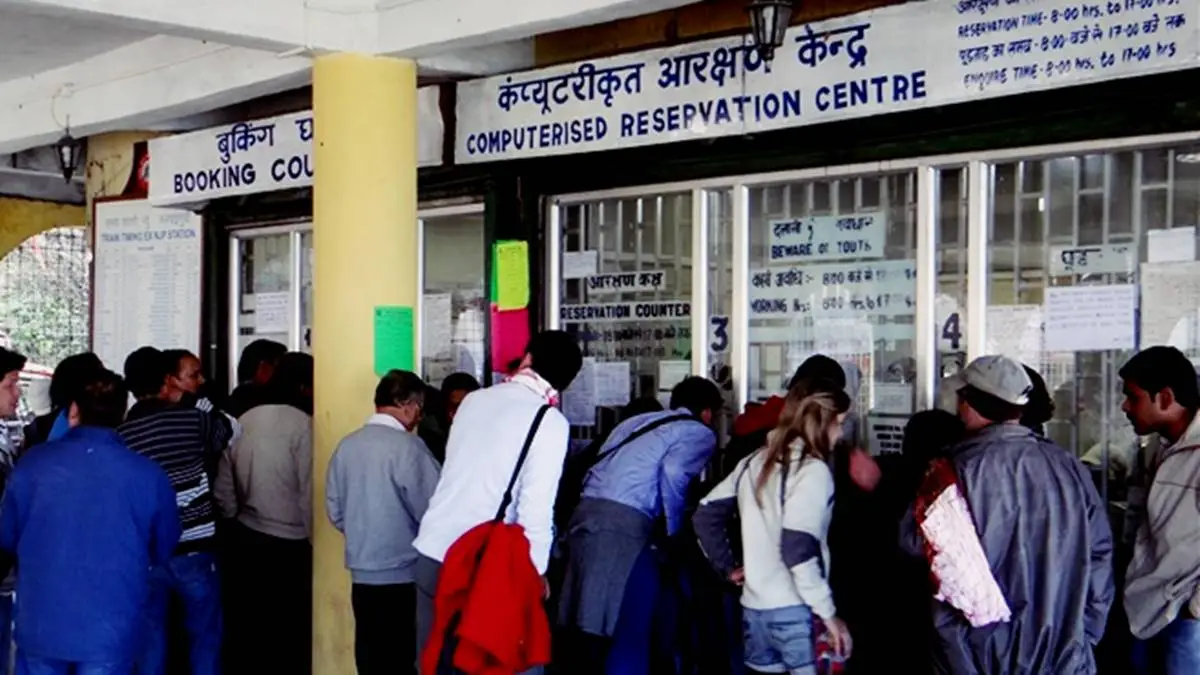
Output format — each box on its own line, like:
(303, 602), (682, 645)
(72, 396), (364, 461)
(1120, 346), (1200, 674)
(909, 355), (1114, 674)
(326, 369), (440, 675)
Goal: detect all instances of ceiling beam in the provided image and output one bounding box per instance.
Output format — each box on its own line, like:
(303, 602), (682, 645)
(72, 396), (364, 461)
(0, 36), (312, 154)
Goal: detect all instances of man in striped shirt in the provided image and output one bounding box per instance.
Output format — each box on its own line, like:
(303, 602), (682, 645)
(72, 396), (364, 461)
(119, 346), (235, 675)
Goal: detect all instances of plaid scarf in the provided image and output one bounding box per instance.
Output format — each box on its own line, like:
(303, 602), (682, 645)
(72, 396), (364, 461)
(915, 458), (1011, 627)
(507, 368), (559, 407)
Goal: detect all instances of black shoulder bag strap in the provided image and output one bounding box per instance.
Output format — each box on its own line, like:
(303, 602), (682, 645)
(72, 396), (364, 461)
(588, 412), (698, 471)
(494, 404), (553, 523)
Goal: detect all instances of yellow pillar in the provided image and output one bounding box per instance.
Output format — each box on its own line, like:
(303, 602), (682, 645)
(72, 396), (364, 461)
(311, 53), (420, 674)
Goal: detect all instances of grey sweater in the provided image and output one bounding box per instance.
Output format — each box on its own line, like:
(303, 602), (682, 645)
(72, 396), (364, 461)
(325, 418), (441, 584)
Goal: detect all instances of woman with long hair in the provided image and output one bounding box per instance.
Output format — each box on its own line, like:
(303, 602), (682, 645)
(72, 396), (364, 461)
(693, 388), (853, 675)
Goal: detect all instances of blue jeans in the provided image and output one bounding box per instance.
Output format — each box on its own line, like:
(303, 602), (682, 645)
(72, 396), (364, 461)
(15, 655), (130, 675)
(1133, 616), (1200, 675)
(138, 552), (222, 675)
(743, 605), (816, 675)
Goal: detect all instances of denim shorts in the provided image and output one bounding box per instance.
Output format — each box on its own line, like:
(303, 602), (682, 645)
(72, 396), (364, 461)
(743, 604), (816, 675)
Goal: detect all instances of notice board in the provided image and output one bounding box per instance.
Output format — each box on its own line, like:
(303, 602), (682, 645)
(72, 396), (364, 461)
(91, 199), (203, 372)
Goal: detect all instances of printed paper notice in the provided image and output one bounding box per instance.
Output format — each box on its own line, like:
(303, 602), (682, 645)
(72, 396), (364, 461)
(1140, 261), (1200, 351)
(563, 250), (599, 279)
(658, 360), (691, 392)
(868, 416), (907, 456)
(1148, 227), (1197, 263)
(986, 305), (1044, 367)
(423, 293), (453, 359)
(494, 240), (530, 311)
(562, 357), (597, 426)
(1043, 285), (1137, 352)
(254, 292), (290, 334)
(373, 306), (415, 376)
(595, 361), (632, 407)
(872, 383), (913, 415)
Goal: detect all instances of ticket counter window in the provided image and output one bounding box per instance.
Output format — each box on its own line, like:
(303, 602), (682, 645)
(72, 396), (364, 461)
(746, 172), (917, 452)
(232, 207), (486, 390)
(936, 167), (970, 404)
(421, 212), (487, 388)
(235, 233), (294, 362)
(707, 189), (735, 438)
(983, 143), (1200, 542)
(558, 191), (694, 439)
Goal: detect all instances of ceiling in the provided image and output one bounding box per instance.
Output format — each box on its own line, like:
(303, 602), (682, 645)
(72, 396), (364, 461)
(0, 6), (149, 82)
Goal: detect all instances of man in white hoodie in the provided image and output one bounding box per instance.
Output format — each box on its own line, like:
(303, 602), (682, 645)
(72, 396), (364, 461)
(1120, 346), (1200, 674)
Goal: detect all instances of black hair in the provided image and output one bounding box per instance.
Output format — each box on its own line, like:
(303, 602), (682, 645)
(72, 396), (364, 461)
(161, 349), (197, 376)
(124, 346), (169, 399)
(669, 376), (723, 417)
(440, 372), (481, 396)
(1020, 365), (1055, 434)
(902, 409), (964, 467)
(73, 369), (129, 429)
(0, 347), (26, 379)
(525, 330), (583, 392)
(374, 370), (426, 409)
(1120, 346), (1200, 411)
(49, 352), (104, 411)
(789, 376), (845, 400)
(237, 339), (287, 384)
(788, 354), (847, 391)
(266, 352), (314, 413)
(960, 385), (1023, 423)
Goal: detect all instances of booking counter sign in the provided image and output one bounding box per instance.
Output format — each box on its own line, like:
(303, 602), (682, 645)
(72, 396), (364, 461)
(454, 0), (1199, 163)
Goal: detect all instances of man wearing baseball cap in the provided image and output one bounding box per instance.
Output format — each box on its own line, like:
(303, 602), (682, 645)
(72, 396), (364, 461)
(920, 355), (1114, 674)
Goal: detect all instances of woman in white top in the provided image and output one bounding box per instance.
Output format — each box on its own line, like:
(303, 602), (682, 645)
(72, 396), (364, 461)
(694, 388), (853, 675)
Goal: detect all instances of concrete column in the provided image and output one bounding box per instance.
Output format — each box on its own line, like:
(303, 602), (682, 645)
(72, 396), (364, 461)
(311, 52), (420, 674)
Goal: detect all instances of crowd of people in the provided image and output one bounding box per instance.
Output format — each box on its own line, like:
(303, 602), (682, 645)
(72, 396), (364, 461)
(0, 330), (1195, 675)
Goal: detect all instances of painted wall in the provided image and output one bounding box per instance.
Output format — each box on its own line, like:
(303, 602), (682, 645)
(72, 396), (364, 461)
(0, 197), (84, 259)
(534, 0), (901, 66)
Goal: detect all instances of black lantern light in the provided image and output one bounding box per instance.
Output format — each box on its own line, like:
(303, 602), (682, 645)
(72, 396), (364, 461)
(747, 0), (794, 63)
(55, 130), (83, 183)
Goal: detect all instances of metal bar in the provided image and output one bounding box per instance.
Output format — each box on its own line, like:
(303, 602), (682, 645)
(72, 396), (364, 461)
(227, 237), (241, 391)
(546, 201), (562, 330)
(290, 230), (302, 352)
(732, 185), (751, 414)
(966, 161), (990, 361)
(692, 189), (710, 378)
(915, 166), (938, 411)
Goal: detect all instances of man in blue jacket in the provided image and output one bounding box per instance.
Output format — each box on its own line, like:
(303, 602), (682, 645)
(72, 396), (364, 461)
(557, 376), (722, 675)
(0, 367), (181, 675)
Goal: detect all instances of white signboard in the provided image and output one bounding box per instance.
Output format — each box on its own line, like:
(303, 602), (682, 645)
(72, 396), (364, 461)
(92, 200), (203, 372)
(1049, 243), (1136, 275)
(455, 0), (1199, 162)
(561, 300), (691, 323)
(1044, 283), (1137, 352)
(586, 270), (667, 293)
(749, 259), (915, 318)
(768, 213), (887, 262)
(149, 87), (445, 205)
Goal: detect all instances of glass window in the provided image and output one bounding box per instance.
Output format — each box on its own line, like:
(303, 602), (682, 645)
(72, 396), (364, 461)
(983, 143), (1200, 544)
(235, 233), (293, 362)
(422, 212), (487, 388)
(300, 230), (312, 353)
(936, 167), (969, 401)
(559, 191), (694, 440)
(708, 189), (734, 439)
(747, 172), (917, 452)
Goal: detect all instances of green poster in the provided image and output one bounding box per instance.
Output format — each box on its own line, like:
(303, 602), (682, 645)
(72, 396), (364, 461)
(373, 305), (415, 375)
